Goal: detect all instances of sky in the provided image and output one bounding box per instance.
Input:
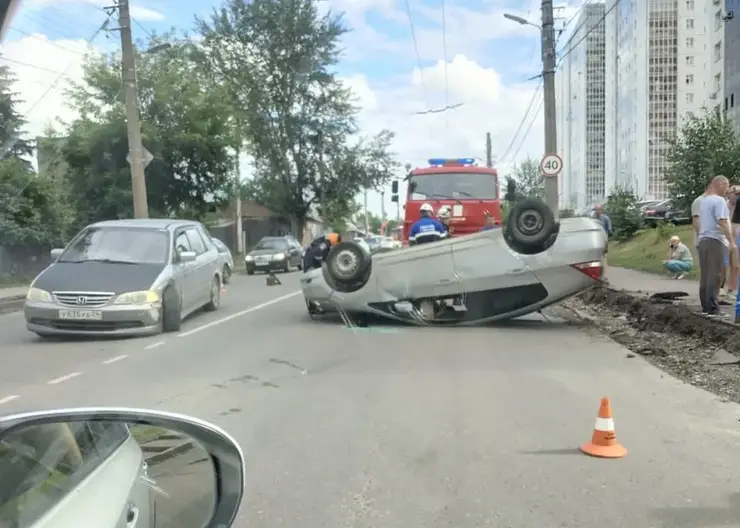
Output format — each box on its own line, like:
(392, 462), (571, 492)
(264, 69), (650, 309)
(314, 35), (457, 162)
(1, 0), (587, 217)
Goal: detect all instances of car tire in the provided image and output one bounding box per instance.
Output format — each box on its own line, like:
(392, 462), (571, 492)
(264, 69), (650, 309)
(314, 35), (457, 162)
(504, 198), (558, 255)
(162, 287), (182, 332)
(222, 264), (231, 284)
(323, 241), (372, 293)
(204, 276), (221, 311)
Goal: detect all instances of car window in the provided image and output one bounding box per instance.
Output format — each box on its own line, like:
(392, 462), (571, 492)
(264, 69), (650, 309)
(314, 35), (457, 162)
(175, 231), (192, 255)
(59, 227), (169, 265)
(254, 238), (288, 251)
(0, 421), (130, 527)
(185, 228), (206, 255)
(196, 226), (215, 250)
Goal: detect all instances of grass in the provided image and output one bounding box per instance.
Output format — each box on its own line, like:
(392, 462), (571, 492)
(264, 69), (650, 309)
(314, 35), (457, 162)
(0, 279), (30, 289)
(608, 224), (698, 280)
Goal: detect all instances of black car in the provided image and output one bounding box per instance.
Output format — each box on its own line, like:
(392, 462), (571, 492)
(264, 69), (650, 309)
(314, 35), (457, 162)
(245, 236), (303, 274)
(642, 199), (691, 226)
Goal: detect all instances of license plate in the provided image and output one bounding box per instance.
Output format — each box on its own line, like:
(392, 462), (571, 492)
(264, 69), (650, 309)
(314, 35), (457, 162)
(58, 310), (103, 320)
(256, 261), (269, 267)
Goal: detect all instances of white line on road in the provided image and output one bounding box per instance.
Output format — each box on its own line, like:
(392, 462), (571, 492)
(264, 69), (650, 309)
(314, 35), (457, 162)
(47, 372), (82, 385)
(144, 341), (165, 350)
(102, 354), (129, 364)
(0, 395), (19, 405)
(178, 290), (302, 338)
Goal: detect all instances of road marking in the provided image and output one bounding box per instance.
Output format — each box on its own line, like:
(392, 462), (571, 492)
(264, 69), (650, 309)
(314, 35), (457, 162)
(178, 290), (302, 338)
(47, 372), (82, 385)
(102, 354), (128, 364)
(0, 395), (19, 405)
(144, 341), (165, 350)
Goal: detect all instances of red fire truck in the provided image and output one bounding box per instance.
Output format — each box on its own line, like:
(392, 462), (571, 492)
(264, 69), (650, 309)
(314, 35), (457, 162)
(401, 158), (501, 244)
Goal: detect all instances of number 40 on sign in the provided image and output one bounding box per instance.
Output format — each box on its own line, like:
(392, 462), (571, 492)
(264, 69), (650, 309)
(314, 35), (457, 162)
(540, 153), (562, 177)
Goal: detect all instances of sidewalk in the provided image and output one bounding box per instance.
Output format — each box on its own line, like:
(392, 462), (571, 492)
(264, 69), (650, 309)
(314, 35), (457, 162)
(606, 266), (736, 315)
(0, 285), (28, 300)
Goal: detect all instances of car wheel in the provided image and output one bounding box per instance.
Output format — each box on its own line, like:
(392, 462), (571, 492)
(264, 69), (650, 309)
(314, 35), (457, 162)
(323, 241), (372, 293)
(204, 276), (221, 311)
(222, 264), (231, 284)
(504, 198), (558, 255)
(161, 286), (182, 332)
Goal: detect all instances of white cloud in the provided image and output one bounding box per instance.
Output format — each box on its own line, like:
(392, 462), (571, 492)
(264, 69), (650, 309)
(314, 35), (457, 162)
(22, 0), (165, 21)
(341, 54), (545, 215)
(129, 5), (166, 22)
(1, 33), (99, 138)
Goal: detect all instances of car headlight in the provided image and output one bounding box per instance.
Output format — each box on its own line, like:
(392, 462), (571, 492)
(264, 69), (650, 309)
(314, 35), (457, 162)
(245, 255), (254, 262)
(272, 253), (285, 261)
(26, 288), (52, 303)
(113, 290), (160, 305)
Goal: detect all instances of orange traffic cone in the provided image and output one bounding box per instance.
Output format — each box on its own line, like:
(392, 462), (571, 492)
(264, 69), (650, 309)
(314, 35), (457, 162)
(580, 397), (627, 458)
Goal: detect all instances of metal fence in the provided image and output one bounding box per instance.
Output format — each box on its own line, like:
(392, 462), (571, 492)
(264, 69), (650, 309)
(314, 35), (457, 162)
(0, 245), (52, 282)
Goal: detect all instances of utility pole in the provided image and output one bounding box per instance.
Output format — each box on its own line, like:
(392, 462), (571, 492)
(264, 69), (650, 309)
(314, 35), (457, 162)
(541, 0), (559, 217)
(363, 179), (369, 236)
(380, 190), (386, 219)
(315, 131), (327, 230)
(117, 0), (149, 218)
(234, 148), (243, 255)
(485, 132), (493, 168)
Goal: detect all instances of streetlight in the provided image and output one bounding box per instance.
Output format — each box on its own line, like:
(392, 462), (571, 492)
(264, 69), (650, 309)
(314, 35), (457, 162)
(503, 13), (540, 29)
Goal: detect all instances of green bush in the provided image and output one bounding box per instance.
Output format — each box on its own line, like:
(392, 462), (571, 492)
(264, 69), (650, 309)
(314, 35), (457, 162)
(604, 186), (642, 240)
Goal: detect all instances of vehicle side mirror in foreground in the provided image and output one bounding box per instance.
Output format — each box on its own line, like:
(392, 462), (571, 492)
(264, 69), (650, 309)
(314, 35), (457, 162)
(178, 250), (197, 263)
(0, 407), (245, 528)
(50, 248), (63, 261)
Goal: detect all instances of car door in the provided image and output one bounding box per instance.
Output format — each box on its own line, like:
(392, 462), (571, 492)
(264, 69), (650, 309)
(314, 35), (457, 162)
(287, 239), (302, 267)
(184, 227), (212, 305)
(172, 229), (196, 313)
(450, 231), (541, 294)
(196, 225), (222, 275)
(375, 241), (458, 300)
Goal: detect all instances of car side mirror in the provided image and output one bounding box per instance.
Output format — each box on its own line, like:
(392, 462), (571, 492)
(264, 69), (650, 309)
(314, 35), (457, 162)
(178, 250), (197, 263)
(50, 248), (63, 261)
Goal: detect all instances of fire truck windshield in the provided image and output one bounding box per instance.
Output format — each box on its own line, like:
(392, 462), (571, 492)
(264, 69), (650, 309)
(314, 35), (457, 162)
(407, 172), (498, 200)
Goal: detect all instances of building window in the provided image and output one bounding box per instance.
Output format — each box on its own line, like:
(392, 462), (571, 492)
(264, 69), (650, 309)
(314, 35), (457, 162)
(686, 0), (694, 8)
(686, 74), (694, 85)
(686, 55), (694, 65)
(686, 93), (694, 103)
(686, 37), (694, 48)
(715, 11), (722, 30)
(714, 41), (722, 62)
(686, 18), (694, 29)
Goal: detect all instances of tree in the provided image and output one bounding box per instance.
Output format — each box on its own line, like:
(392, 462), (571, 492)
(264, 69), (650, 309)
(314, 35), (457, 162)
(665, 107), (740, 210)
(196, 0), (398, 234)
(0, 64), (73, 246)
(510, 157), (544, 200)
(58, 35), (237, 227)
(604, 185), (641, 240)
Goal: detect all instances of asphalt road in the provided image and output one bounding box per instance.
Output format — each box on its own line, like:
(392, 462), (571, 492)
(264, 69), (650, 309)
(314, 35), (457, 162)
(1, 271), (740, 527)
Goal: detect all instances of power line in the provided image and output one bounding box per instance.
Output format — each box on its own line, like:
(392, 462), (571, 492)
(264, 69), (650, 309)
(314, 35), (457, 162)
(403, 0), (429, 109)
(131, 16), (155, 39)
(510, 97), (543, 162)
(0, 57), (66, 75)
(558, 0), (619, 65)
(497, 78), (542, 163)
(440, 0), (450, 133)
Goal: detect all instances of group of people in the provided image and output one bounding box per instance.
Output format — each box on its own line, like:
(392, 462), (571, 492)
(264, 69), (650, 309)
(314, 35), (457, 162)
(691, 175), (740, 318)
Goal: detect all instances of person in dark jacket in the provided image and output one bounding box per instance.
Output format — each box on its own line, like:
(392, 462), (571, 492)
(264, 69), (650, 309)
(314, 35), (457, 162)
(302, 232), (341, 272)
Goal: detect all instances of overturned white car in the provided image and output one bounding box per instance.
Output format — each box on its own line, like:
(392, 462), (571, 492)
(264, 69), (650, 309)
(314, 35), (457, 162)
(301, 198), (607, 326)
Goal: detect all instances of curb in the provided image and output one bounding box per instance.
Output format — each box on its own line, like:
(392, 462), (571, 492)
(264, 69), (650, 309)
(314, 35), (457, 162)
(0, 295), (25, 315)
(144, 440), (195, 465)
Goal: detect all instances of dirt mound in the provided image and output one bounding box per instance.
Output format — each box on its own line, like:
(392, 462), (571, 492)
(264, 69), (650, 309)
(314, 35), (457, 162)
(565, 287), (740, 403)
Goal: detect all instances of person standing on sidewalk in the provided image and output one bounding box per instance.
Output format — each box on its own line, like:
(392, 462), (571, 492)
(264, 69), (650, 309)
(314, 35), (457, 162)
(697, 175), (736, 317)
(593, 204), (612, 279)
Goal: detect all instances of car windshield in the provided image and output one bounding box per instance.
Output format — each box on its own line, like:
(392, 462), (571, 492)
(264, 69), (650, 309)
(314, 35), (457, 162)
(408, 172), (498, 200)
(254, 238), (288, 251)
(58, 227), (169, 264)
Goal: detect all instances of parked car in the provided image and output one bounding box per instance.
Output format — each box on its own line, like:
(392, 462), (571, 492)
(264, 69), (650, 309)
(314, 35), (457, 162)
(245, 236), (302, 274)
(642, 199), (691, 225)
(302, 199), (606, 325)
(211, 238), (234, 284)
(24, 219), (223, 338)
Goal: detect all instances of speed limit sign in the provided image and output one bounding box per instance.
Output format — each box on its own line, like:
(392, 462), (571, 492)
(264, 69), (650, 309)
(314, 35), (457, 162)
(540, 153), (563, 177)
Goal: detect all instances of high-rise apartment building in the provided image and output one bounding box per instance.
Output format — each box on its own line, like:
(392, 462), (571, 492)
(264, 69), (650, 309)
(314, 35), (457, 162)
(556, 0), (726, 206)
(556, 2), (606, 211)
